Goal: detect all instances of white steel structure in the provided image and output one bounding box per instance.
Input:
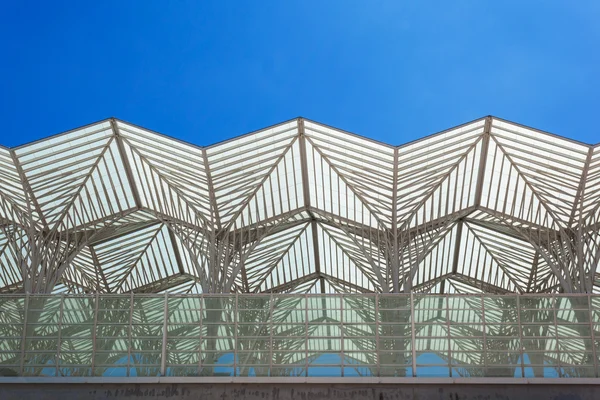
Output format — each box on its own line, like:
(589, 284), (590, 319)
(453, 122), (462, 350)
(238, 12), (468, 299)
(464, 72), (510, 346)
(0, 116), (599, 295)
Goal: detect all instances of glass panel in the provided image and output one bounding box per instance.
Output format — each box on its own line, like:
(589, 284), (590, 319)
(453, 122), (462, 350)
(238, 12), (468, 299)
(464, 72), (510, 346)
(0, 293), (599, 378)
(0, 297), (25, 376)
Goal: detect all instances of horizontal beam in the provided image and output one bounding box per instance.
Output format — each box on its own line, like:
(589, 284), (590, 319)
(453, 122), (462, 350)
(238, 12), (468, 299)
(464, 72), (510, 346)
(1, 376), (600, 385)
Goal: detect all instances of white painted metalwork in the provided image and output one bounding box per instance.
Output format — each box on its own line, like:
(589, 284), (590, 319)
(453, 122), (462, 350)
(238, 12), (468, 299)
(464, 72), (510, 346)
(0, 116), (598, 295)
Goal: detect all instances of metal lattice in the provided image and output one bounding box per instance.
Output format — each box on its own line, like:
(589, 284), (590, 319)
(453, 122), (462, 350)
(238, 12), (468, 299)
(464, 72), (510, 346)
(0, 116), (598, 294)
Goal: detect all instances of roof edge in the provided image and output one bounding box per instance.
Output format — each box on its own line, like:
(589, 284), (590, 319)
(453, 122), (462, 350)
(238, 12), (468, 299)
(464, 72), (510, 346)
(3, 115), (596, 151)
(10, 117), (114, 151)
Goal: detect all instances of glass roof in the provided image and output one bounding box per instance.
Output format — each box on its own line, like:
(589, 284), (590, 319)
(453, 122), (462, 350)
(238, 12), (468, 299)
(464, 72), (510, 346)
(0, 117), (598, 294)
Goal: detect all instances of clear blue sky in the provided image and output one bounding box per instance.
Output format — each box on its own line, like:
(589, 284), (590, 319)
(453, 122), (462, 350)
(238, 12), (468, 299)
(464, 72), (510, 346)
(1, 1), (598, 147)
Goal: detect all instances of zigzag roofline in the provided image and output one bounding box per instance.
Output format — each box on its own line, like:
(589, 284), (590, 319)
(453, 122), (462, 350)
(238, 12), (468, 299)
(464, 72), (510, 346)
(4, 115), (597, 152)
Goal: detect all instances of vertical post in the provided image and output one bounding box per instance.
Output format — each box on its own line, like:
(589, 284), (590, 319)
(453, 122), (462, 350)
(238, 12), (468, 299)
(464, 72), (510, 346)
(446, 295), (452, 377)
(56, 294), (65, 377)
(391, 148), (400, 293)
(481, 295), (488, 376)
(268, 294), (274, 377)
(91, 292), (99, 376)
(516, 295), (524, 378)
(127, 293), (134, 377)
(553, 295), (562, 377)
(340, 294), (344, 377)
(375, 293), (380, 377)
(19, 293), (29, 376)
(410, 292), (417, 377)
(198, 294), (204, 375)
(588, 294), (598, 378)
(233, 293), (238, 377)
(161, 292), (168, 376)
(305, 294), (309, 377)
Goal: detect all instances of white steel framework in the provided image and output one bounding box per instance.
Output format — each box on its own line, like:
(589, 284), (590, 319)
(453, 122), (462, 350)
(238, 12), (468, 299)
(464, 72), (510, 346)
(0, 116), (599, 294)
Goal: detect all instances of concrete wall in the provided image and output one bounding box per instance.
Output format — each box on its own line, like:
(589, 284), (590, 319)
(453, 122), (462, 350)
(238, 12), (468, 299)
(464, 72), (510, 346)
(0, 382), (598, 400)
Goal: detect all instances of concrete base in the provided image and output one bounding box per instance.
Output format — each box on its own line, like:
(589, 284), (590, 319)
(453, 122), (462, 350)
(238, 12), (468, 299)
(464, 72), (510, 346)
(1, 382), (599, 400)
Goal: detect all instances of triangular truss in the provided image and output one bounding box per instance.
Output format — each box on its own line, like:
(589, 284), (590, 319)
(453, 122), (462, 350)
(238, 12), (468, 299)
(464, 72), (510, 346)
(0, 116), (598, 294)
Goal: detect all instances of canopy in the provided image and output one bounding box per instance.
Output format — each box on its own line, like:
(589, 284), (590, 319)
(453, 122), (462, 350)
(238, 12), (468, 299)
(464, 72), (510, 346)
(0, 117), (598, 294)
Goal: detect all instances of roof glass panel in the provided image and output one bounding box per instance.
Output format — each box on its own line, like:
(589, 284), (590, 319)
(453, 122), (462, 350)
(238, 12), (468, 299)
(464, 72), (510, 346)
(0, 117), (595, 295)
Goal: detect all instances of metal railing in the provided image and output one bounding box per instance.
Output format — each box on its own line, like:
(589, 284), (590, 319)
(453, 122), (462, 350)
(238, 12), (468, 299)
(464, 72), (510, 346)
(0, 293), (598, 378)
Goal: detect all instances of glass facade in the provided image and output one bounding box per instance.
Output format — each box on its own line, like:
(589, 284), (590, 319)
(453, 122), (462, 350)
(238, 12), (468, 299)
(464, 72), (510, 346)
(0, 293), (598, 378)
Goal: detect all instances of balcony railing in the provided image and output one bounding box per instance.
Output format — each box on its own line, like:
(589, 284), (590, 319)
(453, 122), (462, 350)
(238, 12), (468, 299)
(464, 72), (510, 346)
(0, 293), (598, 378)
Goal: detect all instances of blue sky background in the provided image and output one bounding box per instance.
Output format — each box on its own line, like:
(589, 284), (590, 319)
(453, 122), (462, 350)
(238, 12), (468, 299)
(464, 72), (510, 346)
(1, 1), (599, 147)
